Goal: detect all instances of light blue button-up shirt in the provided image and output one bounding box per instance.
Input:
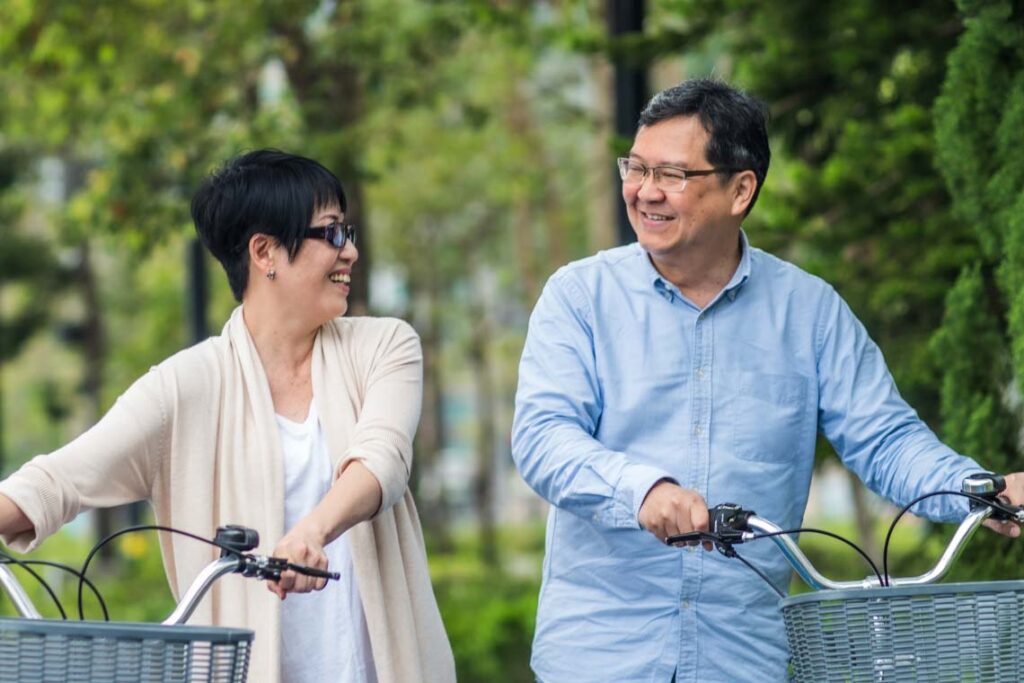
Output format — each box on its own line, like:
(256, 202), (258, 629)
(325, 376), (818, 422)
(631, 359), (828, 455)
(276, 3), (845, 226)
(511, 234), (982, 683)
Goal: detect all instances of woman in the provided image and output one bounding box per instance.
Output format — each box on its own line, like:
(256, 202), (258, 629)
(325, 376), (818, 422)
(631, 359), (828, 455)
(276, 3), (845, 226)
(0, 150), (455, 683)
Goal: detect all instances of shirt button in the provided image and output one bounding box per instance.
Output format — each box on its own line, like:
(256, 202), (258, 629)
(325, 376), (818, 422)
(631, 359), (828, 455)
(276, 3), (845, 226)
(694, 425), (703, 436)
(681, 600), (691, 609)
(696, 368), (706, 380)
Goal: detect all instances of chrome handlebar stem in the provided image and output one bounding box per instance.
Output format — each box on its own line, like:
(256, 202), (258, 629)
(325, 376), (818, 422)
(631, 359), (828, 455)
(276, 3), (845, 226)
(0, 563), (42, 619)
(747, 504), (995, 590)
(161, 556), (242, 625)
(744, 517), (875, 591)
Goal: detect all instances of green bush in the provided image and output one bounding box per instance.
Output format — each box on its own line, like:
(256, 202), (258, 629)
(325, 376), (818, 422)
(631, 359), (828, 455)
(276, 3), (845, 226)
(434, 570), (538, 683)
(0, 529), (174, 621)
(429, 525), (542, 682)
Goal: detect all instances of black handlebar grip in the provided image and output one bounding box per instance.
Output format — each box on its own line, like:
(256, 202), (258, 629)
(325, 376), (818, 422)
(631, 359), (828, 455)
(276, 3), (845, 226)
(666, 531), (707, 546)
(288, 563), (342, 581)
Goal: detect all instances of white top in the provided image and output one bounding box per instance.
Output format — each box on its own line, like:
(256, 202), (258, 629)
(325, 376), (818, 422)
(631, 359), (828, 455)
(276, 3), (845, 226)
(277, 402), (377, 683)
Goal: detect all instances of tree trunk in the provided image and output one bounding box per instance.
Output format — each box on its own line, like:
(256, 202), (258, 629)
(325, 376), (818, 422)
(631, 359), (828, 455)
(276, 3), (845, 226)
(276, 7), (370, 313)
(412, 249), (452, 551)
(468, 279), (498, 567)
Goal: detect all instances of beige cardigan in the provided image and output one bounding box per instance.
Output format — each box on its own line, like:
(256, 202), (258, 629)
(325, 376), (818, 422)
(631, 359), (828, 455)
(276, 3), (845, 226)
(0, 307), (456, 683)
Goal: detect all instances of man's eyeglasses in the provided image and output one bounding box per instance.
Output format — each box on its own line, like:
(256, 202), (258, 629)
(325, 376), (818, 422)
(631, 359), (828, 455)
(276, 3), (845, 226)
(616, 158), (732, 193)
(306, 222), (357, 249)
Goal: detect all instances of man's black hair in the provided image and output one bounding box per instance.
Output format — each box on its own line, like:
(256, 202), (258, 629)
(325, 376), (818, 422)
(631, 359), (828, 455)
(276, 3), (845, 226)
(639, 78), (770, 215)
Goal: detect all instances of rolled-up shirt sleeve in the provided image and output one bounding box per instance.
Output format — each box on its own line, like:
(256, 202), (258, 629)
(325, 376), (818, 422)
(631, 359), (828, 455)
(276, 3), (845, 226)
(512, 272), (674, 529)
(816, 287), (982, 522)
(0, 369), (164, 552)
(335, 319), (423, 514)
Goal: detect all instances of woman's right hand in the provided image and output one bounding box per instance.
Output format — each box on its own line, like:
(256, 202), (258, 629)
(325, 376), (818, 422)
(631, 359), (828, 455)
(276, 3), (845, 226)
(0, 494), (34, 540)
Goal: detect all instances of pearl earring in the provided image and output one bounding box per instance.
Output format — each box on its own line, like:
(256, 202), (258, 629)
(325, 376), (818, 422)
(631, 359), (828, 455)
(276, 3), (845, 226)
(267, 269), (276, 281)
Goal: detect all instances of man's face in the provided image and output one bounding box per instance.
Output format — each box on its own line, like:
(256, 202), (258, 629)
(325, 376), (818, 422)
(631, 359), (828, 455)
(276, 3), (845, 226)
(623, 115), (740, 264)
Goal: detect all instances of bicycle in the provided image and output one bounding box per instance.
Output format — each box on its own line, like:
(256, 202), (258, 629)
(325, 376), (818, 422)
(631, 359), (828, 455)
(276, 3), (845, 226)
(0, 524), (339, 683)
(668, 473), (1024, 682)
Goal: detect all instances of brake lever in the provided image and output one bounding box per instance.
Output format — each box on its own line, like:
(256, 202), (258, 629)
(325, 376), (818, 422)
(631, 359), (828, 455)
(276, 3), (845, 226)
(238, 555), (287, 580)
(287, 563), (341, 581)
(665, 504), (756, 557)
(991, 495), (1024, 524)
(238, 555), (341, 582)
(666, 531), (716, 546)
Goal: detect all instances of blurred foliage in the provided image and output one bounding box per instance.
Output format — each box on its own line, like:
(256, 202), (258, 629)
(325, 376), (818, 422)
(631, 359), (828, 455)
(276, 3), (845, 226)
(0, 527), (175, 622)
(679, 0), (975, 429)
(1, 0), (1024, 678)
(435, 572), (538, 683)
(930, 0), (1024, 579)
(429, 524), (543, 682)
(0, 4), (598, 676)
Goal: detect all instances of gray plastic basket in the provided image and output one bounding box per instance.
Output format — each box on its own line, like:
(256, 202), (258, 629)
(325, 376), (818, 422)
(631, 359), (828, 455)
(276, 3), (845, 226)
(781, 580), (1024, 682)
(0, 618), (253, 682)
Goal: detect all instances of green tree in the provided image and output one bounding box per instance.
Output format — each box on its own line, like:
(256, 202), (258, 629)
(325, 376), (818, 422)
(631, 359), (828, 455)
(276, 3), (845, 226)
(638, 0), (979, 558)
(1, 4), (598, 675)
(931, 0), (1024, 580)
(363, 1), (597, 563)
(690, 0), (973, 431)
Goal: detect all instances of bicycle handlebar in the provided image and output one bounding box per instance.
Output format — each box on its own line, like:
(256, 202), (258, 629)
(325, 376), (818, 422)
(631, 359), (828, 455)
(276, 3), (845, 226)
(0, 564), (42, 618)
(162, 552), (340, 625)
(165, 526), (342, 624)
(0, 525), (340, 624)
(667, 473), (1024, 591)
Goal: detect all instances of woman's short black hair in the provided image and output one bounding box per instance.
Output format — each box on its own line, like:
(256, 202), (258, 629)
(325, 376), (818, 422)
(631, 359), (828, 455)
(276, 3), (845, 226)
(191, 149), (347, 301)
(639, 78), (770, 216)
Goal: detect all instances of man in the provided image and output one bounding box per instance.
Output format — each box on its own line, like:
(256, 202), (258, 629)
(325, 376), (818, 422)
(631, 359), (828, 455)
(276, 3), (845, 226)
(511, 78), (1024, 682)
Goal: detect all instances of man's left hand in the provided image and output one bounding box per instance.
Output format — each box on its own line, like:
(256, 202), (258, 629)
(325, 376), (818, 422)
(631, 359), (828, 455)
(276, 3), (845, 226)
(983, 472), (1024, 538)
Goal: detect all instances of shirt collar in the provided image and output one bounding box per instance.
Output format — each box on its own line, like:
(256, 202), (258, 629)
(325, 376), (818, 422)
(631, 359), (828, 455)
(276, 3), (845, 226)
(640, 230), (752, 302)
(723, 229), (752, 301)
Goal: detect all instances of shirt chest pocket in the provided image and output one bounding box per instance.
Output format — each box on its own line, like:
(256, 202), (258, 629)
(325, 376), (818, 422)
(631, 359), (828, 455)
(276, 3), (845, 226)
(726, 370), (814, 463)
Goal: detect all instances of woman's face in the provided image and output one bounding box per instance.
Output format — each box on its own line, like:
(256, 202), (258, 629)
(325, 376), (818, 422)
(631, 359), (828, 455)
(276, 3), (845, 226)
(272, 203), (358, 324)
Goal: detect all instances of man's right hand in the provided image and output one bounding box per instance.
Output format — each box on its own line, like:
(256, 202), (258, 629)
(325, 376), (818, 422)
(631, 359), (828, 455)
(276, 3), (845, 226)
(638, 480), (709, 545)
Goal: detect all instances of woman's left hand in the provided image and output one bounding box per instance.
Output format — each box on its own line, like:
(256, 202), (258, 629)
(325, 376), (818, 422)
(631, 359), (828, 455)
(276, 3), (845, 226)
(268, 525), (329, 600)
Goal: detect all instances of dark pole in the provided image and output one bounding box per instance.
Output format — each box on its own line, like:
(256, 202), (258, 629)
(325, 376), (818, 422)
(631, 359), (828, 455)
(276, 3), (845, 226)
(187, 238), (209, 343)
(608, 0), (647, 246)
